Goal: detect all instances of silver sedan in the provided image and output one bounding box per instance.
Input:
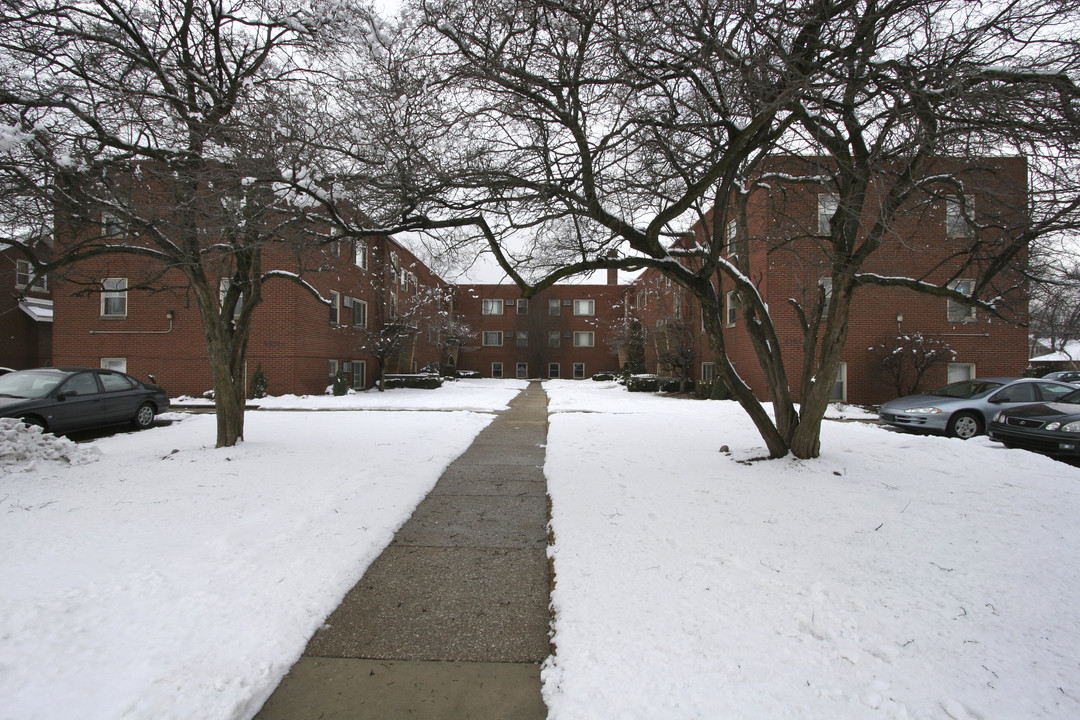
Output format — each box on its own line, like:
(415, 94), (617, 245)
(878, 377), (1079, 439)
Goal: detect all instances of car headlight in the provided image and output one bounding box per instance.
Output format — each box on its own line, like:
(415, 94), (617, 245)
(1047, 422), (1061, 431)
(903, 407), (942, 414)
(1061, 421), (1080, 433)
(993, 411), (1004, 422)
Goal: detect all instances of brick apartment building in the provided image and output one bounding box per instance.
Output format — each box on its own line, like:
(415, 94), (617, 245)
(454, 272), (625, 380)
(1, 245), (52, 370)
(41, 157), (1031, 405)
(632, 157), (1030, 405)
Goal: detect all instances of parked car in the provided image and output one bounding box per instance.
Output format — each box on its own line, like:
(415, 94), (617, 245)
(988, 388), (1080, 459)
(0, 367), (13, 376)
(878, 377), (1079, 439)
(0, 367), (170, 435)
(1042, 370), (1080, 384)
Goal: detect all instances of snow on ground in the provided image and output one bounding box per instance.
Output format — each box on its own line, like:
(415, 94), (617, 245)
(2, 377), (1079, 720)
(541, 379), (1080, 720)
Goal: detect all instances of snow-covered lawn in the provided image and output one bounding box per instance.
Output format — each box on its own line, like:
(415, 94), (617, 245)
(2, 377), (1078, 720)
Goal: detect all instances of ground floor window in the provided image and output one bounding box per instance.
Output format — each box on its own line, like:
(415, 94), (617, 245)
(100, 358), (127, 372)
(549, 363), (560, 378)
(516, 362), (528, 379)
(351, 360), (366, 389)
(948, 363), (975, 383)
(491, 362), (503, 378)
(328, 359), (339, 384)
(573, 362), (585, 379)
(701, 362), (716, 381)
(830, 362), (847, 402)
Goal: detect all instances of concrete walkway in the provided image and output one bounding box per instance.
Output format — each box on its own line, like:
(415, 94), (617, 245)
(255, 381), (551, 719)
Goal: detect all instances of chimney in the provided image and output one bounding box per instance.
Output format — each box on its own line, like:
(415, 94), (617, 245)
(607, 267), (618, 285)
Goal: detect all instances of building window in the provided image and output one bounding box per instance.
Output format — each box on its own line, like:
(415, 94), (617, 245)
(516, 331), (529, 348)
(725, 219), (737, 256)
(830, 362), (847, 402)
(573, 362), (586, 379)
(219, 278), (243, 319)
(573, 299), (595, 316)
(948, 363), (975, 383)
(352, 299), (368, 328)
(328, 359), (339, 383)
(482, 298), (503, 315)
(329, 290), (341, 325)
(101, 278), (128, 317)
(516, 362), (528, 378)
(15, 260), (47, 291)
(100, 358), (127, 372)
(351, 360), (366, 389)
(548, 330), (561, 348)
(725, 290), (739, 327)
(491, 362), (503, 378)
(549, 363), (560, 378)
(946, 195), (974, 238)
(483, 331), (503, 346)
(818, 193), (839, 235)
(701, 362), (716, 381)
(947, 279), (975, 322)
(818, 277), (833, 314)
(548, 298), (561, 315)
(573, 331), (595, 347)
(517, 298), (529, 315)
(102, 211), (124, 238)
(354, 241), (368, 269)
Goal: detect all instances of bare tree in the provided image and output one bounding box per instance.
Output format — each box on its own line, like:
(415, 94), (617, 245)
(870, 333), (955, 397)
(0, 0), (385, 447)
(369, 0), (1080, 458)
(1029, 265), (1080, 362)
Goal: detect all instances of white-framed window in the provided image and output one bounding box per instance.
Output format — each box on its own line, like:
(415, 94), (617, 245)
(725, 219), (737, 256)
(101, 277), (128, 317)
(818, 193), (839, 235)
(100, 357), (127, 372)
(549, 363), (560, 378)
(354, 241), (368, 270)
(219, 278), (243, 319)
(946, 195), (974, 238)
(491, 362), (503, 378)
(516, 362), (528, 378)
(102, 211), (124, 237)
(573, 362), (586, 379)
(947, 279), (976, 322)
(548, 298), (561, 315)
(701, 362), (716, 381)
(548, 330), (561, 348)
(573, 331), (595, 347)
(352, 299), (368, 328)
(329, 290), (341, 325)
(573, 299), (595, 316)
(830, 362), (847, 402)
(482, 298), (503, 315)
(517, 298), (529, 315)
(948, 363), (975, 383)
(351, 360), (367, 389)
(328, 359), (339, 382)
(725, 290), (739, 327)
(400, 269), (408, 291)
(15, 260), (47, 291)
(516, 331), (528, 348)
(482, 331), (503, 346)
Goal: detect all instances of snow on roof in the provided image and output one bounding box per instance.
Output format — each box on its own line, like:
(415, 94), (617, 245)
(1030, 340), (1080, 363)
(18, 297), (52, 322)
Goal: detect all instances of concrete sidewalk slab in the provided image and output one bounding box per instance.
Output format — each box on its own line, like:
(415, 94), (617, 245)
(254, 381), (552, 720)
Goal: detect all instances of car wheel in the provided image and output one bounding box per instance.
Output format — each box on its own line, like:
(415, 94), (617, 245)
(20, 416), (46, 431)
(132, 402), (156, 430)
(947, 411), (983, 439)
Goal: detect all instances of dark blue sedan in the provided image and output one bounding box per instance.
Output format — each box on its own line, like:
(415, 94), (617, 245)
(0, 368), (170, 435)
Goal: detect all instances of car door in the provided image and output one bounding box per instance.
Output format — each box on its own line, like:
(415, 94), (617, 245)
(98, 371), (141, 424)
(50, 372), (106, 432)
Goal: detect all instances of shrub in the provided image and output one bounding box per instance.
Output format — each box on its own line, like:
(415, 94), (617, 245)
(695, 377), (733, 400)
(626, 375), (688, 393)
(249, 363), (269, 399)
(383, 374), (444, 389)
(331, 371), (350, 396)
(591, 371), (618, 381)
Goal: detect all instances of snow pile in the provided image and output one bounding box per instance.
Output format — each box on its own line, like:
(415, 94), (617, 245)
(0, 417), (101, 470)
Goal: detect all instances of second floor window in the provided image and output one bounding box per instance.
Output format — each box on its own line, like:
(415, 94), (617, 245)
(818, 194), (839, 235)
(517, 298), (529, 314)
(329, 291), (341, 325)
(725, 290), (739, 327)
(15, 260), (47, 291)
(549, 330), (561, 348)
(573, 331), (595, 347)
(101, 278), (127, 317)
(483, 330), (503, 346)
(517, 331), (529, 347)
(548, 298), (560, 315)
(573, 299), (595, 316)
(947, 279), (976, 322)
(352, 299), (368, 328)
(482, 298), (503, 315)
(354, 241), (368, 270)
(946, 195), (974, 237)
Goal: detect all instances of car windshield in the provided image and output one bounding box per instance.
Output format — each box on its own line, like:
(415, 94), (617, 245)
(0, 371), (66, 399)
(1060, 388), (1080, 404)
(927, 380), (1005, 399)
